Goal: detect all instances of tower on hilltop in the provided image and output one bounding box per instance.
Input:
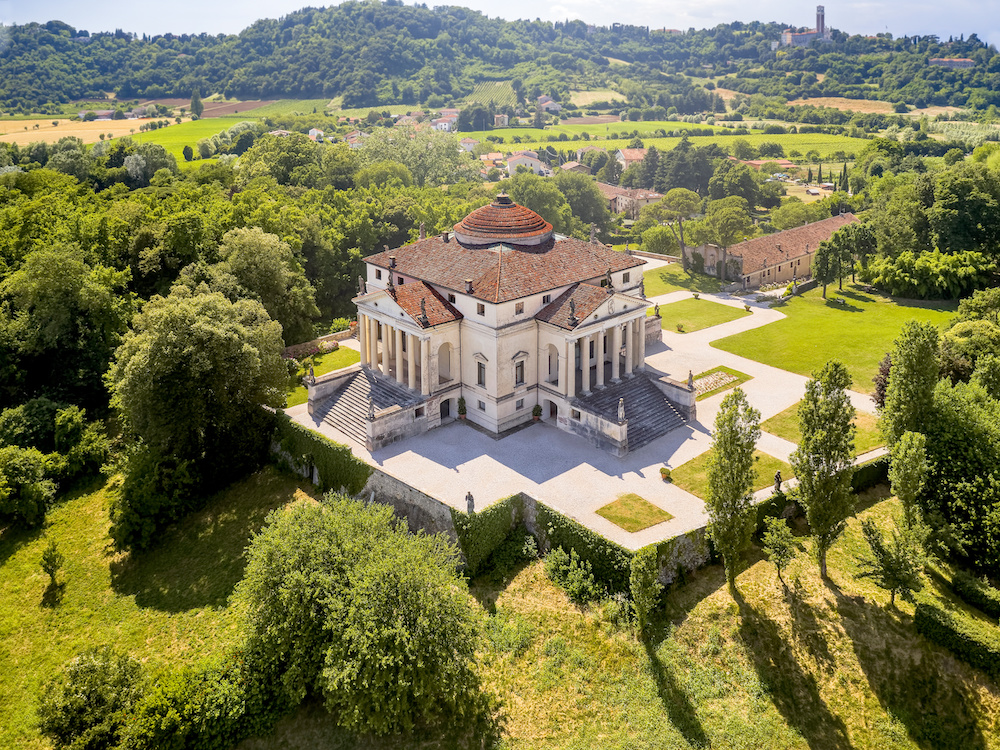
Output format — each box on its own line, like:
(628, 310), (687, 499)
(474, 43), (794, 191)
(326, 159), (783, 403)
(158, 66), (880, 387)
(816, 5), (825, 36)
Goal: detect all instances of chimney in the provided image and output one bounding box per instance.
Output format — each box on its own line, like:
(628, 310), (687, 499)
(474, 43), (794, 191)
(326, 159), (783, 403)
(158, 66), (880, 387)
(389, 255), (396, 268)
(441, 232), (450, 243)
(465, 279), (473, 293)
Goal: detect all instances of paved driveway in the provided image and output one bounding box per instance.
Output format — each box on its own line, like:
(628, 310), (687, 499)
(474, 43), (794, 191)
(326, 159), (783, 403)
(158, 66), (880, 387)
(290, 287), (879, 551)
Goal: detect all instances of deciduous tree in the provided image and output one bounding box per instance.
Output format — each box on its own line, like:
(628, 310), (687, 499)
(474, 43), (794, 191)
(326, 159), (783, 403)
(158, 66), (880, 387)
(791, 360), (856, 579)
(855, 518), (925, 606)
(706, 388), (761, 589)
(882, 320), (939, 446)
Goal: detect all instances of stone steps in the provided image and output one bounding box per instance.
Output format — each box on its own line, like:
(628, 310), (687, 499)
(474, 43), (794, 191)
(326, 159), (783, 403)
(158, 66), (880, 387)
(316, 369), (422, 446)
(573, 373), (686, 452)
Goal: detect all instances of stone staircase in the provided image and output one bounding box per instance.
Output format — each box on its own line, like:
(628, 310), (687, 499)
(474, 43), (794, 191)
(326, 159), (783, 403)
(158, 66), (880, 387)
(573, 373), (687, 452)
(315, 369), (423, 445)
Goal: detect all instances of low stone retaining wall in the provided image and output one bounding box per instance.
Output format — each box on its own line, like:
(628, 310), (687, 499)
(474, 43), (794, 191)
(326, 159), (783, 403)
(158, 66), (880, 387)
(650, 376), (697, 421)
(629, 250), (680, 262)
(645, 315), (662, 345)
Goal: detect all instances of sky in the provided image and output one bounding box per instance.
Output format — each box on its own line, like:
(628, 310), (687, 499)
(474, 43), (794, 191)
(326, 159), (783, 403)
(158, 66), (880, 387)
(0, 0), (997, 47)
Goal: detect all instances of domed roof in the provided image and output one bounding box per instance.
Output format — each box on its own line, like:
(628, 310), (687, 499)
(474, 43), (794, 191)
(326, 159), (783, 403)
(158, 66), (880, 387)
(453, 194), (553, 246)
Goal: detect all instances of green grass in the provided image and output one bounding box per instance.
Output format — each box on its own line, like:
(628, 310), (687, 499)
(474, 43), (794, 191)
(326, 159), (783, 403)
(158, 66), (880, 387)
(467, 82), (517, 108)
(712, 284), (957, 394)
(761, 401), (884, 454)
(140, 118), (246, 161)
(214, 99), (334, 119)
(693, 365), (753, 401)
(596, 493), (673, 533)
(656, 298), (751, 334)
(643, 264), (723, 296)
(0, 468), (319, 750)
(285, 347), (360, 407)
(672, 450), (792, 500)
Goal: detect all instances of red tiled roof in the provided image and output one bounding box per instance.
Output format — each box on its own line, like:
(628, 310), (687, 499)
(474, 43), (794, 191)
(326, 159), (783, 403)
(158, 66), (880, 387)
(366, 233), (645, 304)
(596, 181), (629, 199)
(618, 148), (647, 164)
(453, 194), (553, 244)
(363, 280), (462, 328)
(535, 283), (610, 330)
(728, 213), (858, 274)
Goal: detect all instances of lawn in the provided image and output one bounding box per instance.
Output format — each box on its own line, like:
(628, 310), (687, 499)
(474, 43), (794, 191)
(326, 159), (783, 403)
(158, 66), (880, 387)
(643, 264), (723, 296)
(671, 449), (792, 500)
(655, 298), (751, 334)
(762, 401), (884, 453)
(712, 284), (957, 394)
(0, 468), (319, 749)
(596, 493), (673, 533)
(285, 347), (360, 407)
(693, 365), (753, 401)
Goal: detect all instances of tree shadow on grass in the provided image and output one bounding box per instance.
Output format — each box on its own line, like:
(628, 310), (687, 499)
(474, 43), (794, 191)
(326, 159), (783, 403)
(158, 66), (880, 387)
(787, 576), (835, 672)
(111, 468), (315, 612)
(831, 581), (988, 749)
(736, 591), (853, 750)
(40, 580), (66, 608)
(643, 639), (710, 748)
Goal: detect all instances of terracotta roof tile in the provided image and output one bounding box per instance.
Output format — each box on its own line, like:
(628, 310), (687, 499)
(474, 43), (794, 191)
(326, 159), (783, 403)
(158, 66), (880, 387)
(618, 148), (647, 164)
(360, 280), (462, 328)
(535, 283), (610, 330)
(367, 235), (645, 304)
(727, 213), (858, 274)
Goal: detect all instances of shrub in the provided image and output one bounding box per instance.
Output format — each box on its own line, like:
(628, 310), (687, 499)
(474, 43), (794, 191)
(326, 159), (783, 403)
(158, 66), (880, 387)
(41, 539), (63, 586)
(485, 609), (535, 656)
(952, 570), (1000, 620)
(545, 546), (603, 604)
(37, 646), (147, 750)
(0, 444), (57, 527)
(537, 503), (633, 592)
(630, 545), (663, 631)
(915, 602), (1000, 680)
(451, 495), (521, 576)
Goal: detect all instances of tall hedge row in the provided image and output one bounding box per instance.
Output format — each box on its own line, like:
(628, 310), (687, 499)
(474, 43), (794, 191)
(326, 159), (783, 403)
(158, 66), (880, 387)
(914, 602), (1000, 680)
(536, 503), (634, 592)
(851, 455), (889, 493)
(272, 410), (372, 495)
(952, 571), (1000, 620)
(450, 496), (522, 576)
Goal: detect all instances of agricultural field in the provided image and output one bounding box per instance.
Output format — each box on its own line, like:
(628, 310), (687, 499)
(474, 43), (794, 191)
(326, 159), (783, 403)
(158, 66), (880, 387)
(0, 118), (165, 146)
(569, 89), (623, 106)
(325, 99), (415, 119)
(214, 99), (333, 119)
(712, 284), (957, 394)
(140, 118), (247, 162)
(466, 81), (517, 108)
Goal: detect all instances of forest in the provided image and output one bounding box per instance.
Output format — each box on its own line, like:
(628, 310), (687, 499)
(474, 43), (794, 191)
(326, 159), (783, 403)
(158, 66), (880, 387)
(2, 2), (1000, 114)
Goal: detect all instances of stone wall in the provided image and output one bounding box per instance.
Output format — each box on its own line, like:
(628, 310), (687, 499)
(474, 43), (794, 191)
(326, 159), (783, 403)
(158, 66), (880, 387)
(645, 315), (662, 346)
(653, 527), (711, 586)
(361, 469), (459, 544)
(650, 376), (697, 421)
(307, 364), (363, 413)
(560, 408), (628, 457)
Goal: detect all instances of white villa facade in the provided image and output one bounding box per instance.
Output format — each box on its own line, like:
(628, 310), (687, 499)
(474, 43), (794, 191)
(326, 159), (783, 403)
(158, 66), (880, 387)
(308, 195), (693, 455)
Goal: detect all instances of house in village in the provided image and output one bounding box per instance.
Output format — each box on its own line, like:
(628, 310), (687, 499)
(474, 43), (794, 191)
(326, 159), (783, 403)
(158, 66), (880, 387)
(507, 152), (547, 176)
(537, 95), (563, 113)
(682, 213), (858, 287)
(459, 137), (479, 153)
(560, 161), (591, 176)
(615, 148), (648, 171)
(596, 182), (663, 218)
(494, 113), (510, 128)
(306, 195), (691, 456)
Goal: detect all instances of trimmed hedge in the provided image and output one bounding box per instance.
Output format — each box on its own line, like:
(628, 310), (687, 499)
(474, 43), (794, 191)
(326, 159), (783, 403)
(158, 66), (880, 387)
(851, 455), (889, 492)
(451, 495), (522, 576)
(536, 503), (633, 592)
(914, 602), (1000, 680)
(953, 570), (1000, 620)
(272, 410), (371, 495)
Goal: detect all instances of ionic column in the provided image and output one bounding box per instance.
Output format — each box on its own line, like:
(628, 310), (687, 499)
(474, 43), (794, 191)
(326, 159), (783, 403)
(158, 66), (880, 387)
(595, 330), (606, 389)
(420, 338), (431, 396)
(611, 323), (622, 383)
(624, 320), (634, 376)
(636, 317), (646, 371)
(368, 316), (379, 370)
(359, 313), (369, 366)
(394, 327), (404, 385)
(381, 325), (391, 379)
(565, 339), (575, 399)
(581, 332), (592, 395)
(407, 333), (417, 390)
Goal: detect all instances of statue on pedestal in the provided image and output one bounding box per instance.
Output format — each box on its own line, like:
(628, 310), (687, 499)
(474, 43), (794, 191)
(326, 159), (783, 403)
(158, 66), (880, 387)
(687, 370), (694, 389)
(617, 397), (626, 424)
(466, 491), (475, 515)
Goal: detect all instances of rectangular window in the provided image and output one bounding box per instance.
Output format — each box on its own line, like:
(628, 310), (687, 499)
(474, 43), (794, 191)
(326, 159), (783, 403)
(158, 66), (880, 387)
(542, 294), (551, 304)
(515, 301), (524, 315)
(375, 269), (382, 280)
(415, 407), (425, 418)
(448, 293), (456, 303)
(516, 399), (524, 410)
(477, 362), (486, 386)
(623, 272), (630, 283)
(477, 303), (485, 316)
(571, 409), (581, 420)
(600, 277), (609, 287)
(398, 276), (404, 285)
(478, 400), (486, 411)
(515, 361), (524, 385)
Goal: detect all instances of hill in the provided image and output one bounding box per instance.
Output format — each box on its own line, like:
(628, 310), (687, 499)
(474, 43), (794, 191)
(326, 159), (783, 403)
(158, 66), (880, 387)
(2, 7), (999, 117)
